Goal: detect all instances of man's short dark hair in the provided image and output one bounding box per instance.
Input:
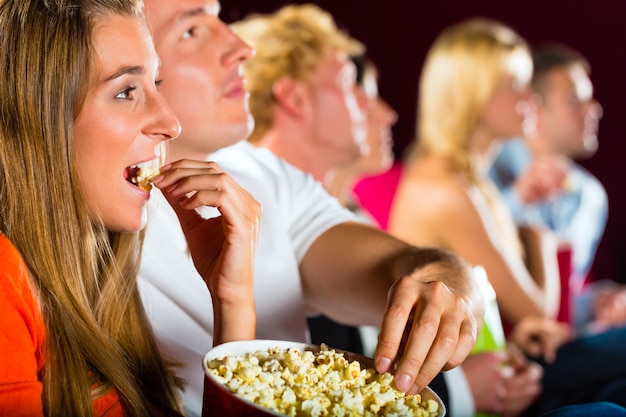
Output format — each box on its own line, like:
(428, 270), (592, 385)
(531, 43), (590, 93)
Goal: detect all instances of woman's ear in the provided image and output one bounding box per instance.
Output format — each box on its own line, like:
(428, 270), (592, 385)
(272, 77), (309, 117)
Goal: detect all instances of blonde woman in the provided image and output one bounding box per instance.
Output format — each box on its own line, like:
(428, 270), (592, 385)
(0, 0), (260, 415)
(390, 18), (566, 348)
(389, 18), (626, 414)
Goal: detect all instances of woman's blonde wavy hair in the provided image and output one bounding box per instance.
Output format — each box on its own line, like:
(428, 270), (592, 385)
(231, 3), (364, 143)
(0, 0), (182, 415)
(409, 18), (529, 182)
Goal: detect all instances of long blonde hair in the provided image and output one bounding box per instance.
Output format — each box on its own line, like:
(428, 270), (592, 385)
(411, 18), (529, 182)
(0, 0), (182, 415)
(231, 3), (364, 143)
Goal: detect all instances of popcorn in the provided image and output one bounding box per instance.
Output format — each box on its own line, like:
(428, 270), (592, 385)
(131, 162), (160, 192)
(206, 344), (440, 417)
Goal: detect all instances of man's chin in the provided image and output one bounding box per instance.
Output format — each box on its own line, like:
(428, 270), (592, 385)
(570, 134), (598, 159)
(216, 119), (255, 150)
(582, 134), (599, 157)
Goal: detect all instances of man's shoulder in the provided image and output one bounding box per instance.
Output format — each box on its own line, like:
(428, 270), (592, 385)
(211, 141), (319, 194)
(494, 138), (530, 160)
(571, 162), (601, 182)
(488, 138), (531, 186)
(212, 141), (285, 173)
(570, 162), (608, 199)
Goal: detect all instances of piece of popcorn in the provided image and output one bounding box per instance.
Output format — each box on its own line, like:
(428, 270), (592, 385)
(425, 399), (439, 413)
(281, 387), (297, 407)
(264, 358), (282, 373)
(226, 378), (241, 392)
(302, 396), (331, 417)
(131, 162), (160, 192)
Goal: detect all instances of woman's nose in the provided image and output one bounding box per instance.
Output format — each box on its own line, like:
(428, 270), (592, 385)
(149, 94), (182, 142)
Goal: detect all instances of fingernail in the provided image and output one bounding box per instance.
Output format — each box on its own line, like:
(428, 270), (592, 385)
(500, 365), (515, 378)
(395, 373), (413, 392)
(376, 357), (392, 373)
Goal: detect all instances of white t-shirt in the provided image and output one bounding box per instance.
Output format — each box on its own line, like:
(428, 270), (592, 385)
(138, 141), (356, 416)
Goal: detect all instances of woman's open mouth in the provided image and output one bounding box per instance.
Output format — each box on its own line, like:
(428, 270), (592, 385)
(125, 160), (160, 192)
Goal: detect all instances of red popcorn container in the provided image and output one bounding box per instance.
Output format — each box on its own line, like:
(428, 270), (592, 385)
(201, 339), (446, 417)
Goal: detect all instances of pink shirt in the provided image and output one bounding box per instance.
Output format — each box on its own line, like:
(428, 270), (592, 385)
(352, 162), (403, 231)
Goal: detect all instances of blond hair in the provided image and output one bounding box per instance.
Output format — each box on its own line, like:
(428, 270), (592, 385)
(231, 3), (364, 142)
(0, 0), (182, 415)
(411, 18), (529, 181)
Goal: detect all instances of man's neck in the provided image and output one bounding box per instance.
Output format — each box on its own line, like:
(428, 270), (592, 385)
(254, 129), (329, 183)
(526, 132), (556, 157)
(164, 139), (243, 165)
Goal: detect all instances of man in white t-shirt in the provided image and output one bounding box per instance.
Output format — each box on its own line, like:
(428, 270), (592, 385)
(138, 1), (481, 415)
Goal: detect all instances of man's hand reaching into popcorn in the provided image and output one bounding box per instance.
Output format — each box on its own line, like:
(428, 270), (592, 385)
(300, 223), (482, 394)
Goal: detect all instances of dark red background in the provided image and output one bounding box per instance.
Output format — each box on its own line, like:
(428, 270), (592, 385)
(222, 1), (626, 284)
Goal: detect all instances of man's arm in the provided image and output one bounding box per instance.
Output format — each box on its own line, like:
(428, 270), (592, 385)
(300, 222), (482, 393)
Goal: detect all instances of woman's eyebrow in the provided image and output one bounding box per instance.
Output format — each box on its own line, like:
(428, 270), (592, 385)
(105, 65), (144, 82)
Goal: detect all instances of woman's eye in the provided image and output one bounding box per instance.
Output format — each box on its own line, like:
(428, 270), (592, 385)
(115, 86), (136, 100)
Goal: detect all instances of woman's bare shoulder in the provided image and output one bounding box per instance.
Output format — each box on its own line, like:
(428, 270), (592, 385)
(390, 160), (482, 248)
(395, 159), (474, 213)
